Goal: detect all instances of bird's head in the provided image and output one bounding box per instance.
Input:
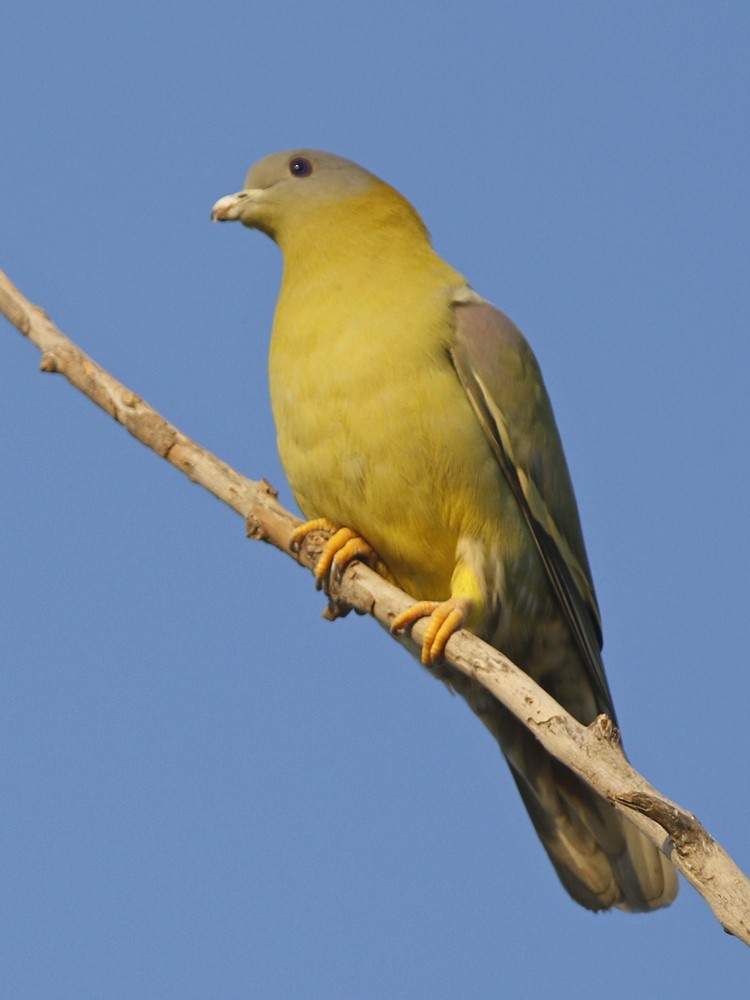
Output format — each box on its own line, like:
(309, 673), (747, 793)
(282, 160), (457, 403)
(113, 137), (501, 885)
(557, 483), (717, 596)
(211, 149), (429, 252)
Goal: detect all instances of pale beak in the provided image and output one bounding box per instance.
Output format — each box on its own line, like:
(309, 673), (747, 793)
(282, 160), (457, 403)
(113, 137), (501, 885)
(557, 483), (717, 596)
(211, 190), (251, 222)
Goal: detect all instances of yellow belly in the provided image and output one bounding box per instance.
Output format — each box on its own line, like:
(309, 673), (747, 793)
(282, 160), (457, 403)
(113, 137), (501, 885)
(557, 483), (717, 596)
(269, 294), (533, 610)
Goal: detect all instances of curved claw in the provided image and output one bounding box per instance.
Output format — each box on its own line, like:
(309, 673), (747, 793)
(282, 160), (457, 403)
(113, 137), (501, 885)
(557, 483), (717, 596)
(391, 597), (473, 664)
(315, 527), (369, 588)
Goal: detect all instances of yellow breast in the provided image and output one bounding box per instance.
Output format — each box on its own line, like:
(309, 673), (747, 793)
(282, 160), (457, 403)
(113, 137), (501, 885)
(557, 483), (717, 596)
(268, 189), (530, 604)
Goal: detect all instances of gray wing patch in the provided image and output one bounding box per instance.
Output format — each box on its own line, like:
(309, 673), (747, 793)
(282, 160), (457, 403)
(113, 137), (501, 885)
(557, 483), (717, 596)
(450, 298), (617, 721)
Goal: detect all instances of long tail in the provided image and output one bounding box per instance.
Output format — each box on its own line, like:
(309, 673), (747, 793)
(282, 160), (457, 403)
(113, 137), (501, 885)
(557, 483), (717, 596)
(430, 656), (677, 910)
(503, 717), (678, 911)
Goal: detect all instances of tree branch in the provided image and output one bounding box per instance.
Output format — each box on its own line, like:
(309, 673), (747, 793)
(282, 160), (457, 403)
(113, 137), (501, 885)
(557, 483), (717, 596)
(2, 267), (749, 944)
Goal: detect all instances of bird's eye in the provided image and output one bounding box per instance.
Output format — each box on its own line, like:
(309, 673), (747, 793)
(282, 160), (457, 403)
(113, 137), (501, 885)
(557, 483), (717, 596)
(289, 157), (313, 178)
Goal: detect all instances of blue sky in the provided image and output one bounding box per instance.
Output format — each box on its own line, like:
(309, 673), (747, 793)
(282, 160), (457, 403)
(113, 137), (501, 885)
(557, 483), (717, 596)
(2, 2), (749, 996)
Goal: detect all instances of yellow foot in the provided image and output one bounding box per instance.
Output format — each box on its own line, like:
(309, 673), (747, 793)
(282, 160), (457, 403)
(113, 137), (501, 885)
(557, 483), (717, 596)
(289, 518), (387, 590)
(391, 597), (473, 664)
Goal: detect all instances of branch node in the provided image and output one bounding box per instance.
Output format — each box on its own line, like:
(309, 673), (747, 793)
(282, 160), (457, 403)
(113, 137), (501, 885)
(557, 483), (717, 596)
(615, 791), (711, 854)
(40, 351), (59, 373)
(245, 514), (268, 542)
(322, 599), (352, 621)
(589, 713), (621, 746)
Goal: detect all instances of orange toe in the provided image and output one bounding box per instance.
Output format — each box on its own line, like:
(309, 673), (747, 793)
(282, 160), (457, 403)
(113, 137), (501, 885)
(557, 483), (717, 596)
(391, 601), (441, 635)
(327, 533), (388, 582)
(391, 597), (472, 664)
(315, 527), (362, 586)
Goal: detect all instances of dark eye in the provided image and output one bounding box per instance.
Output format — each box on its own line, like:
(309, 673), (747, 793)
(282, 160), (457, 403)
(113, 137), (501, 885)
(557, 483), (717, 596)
(289, 156), (313, 178)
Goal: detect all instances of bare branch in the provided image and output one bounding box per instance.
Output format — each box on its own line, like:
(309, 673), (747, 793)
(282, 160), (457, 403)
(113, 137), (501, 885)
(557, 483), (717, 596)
(3, 267), (749, 944)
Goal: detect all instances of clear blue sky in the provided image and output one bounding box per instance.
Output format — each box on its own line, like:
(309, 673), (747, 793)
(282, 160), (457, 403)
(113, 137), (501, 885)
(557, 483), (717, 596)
(2, 3), (749, 997)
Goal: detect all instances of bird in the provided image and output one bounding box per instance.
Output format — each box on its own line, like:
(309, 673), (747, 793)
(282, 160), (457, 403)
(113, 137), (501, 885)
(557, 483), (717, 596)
(212, 150), (678, 912)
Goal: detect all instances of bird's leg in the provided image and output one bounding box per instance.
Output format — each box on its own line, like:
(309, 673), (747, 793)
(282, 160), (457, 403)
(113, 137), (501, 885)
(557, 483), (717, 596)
(290, 518), (389, 591)
(391, 596), (473, 665)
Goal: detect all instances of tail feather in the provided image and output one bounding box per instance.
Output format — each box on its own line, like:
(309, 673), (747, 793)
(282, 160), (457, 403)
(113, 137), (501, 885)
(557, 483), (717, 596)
(504, 722), (678, 911)
(436, 662), (678, 911)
